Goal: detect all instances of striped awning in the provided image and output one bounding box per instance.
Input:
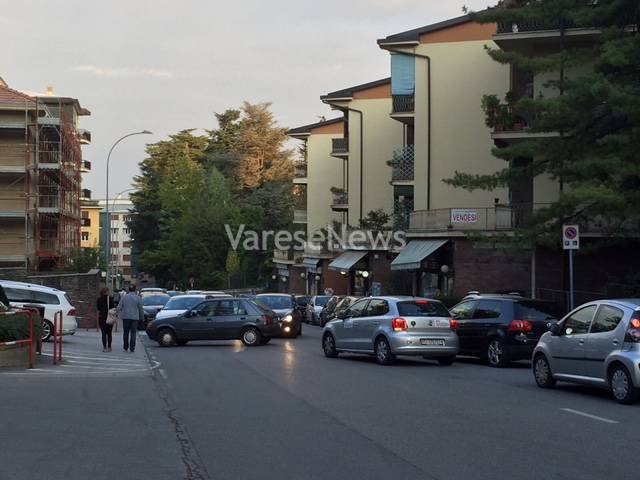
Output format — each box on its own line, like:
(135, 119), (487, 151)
(328, 250), (368, 272)
(390, 240), (447, 271)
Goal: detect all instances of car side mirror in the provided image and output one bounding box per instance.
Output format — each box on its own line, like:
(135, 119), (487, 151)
(548, 322), (561, 336)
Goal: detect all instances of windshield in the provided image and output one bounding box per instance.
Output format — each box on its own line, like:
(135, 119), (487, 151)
(397, 301), (450, 317)
(163, 296), (202, 310)
(255, 295), (294, 309)
(143, 295), (170, 306)
(315, 296), (331, 307)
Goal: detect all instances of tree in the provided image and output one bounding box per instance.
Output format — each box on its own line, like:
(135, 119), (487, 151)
(225, 250), (240, 289)
(446, 0), (640, 244)
(61, 247), (104, 273)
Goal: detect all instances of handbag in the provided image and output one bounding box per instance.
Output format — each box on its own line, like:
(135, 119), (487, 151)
(106, 296), (118, 325)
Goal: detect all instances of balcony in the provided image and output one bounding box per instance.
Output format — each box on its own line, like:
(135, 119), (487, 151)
(390, 145), (414, 183)
(293, 162), (307, 184)
(391, 95), (415, 124)
(81, 160), (91, 172)
(409, 205), (543, 233)
(293, 209), (308, 224)
(81, 189), (92, 200)
(331, 138), (349, 158)
(494, 19), (599, 52)
(331, 189), (348, 211)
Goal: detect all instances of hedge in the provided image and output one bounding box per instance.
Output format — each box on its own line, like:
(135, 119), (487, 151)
(0, 311), (43, 343)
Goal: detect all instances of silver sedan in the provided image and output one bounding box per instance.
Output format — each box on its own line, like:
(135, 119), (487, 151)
(321, 296), (459, 365)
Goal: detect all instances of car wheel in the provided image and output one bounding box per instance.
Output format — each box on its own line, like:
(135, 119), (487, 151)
(41, 320), (53, 342)
(157, 329), (176, 347)
(241, 327), (262, 347)
(609, 364), (640, 404)
(322, 333), (339, 358)
(374, 337), (395, 366)
(260, 337), (271, 345)
(436, 356), (456, 366)
(176, 340), (188, 346)
(487, 338), (510, 367)
(533, 354), (556, 388)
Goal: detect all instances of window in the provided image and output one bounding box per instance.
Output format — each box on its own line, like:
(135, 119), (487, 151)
(397, 300), (450, 317)
(195, 301), (217, 317)
(123, 241), (131, 248)
(81, 232), (89, 241)
(474, 300), (501, 319)
(563, 305), (597, 335)
(111, 255), (118, 262)
(122, 255), (131, 262)
(111, 214), (120, 221)
(591, 305), (624, 334)
(111, 241), (119, 248)
(364, 299), (389, 317)
(124, 228), (131, 235)
(3, 287), (32, 303)
(216, 300), (247, 316)
(81, 211), (88, 218)
(450, 300), (478, 320)
(32, 291), (60, 305)
(111, 228), (118, 235)
(346, 299), (368, 318)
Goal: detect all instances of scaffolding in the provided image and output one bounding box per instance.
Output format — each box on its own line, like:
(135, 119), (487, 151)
(0, 89), (85, 271)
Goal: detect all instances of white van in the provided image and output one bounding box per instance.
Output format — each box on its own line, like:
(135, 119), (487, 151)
(0, 280), (78, 341)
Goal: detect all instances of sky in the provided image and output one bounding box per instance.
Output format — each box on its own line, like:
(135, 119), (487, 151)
(1, 0), (496, 198)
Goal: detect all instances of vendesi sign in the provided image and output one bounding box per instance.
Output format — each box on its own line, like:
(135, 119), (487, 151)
(451, 209), (478, 224)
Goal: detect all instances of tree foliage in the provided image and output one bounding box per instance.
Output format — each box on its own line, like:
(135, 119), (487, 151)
(447, 0), (640, 244)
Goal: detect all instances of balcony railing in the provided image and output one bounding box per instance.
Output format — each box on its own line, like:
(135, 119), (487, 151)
(392, 95), (415, 114)
(331, 138), (349, 155)
(294, 163), (307, 178)
(409, 204), (543, 232)
(497, 19), (579, 35)
(390, 145), (415, 182)
(331, 190), (349, 209)
(293, 209), (308, 223)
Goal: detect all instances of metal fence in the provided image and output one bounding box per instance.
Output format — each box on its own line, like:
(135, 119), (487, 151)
(392, 95), (414, 113)
(331, 138), (348, 154)
(390, 145), (414, 181)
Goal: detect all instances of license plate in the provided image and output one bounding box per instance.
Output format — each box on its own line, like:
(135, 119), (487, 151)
(420, 338), (445, 346)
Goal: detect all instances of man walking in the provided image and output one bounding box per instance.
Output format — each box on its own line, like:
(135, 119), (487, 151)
(117, 284), (144, 352)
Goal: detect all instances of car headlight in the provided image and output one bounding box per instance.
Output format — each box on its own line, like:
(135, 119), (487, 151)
(283, 314), (293, 323)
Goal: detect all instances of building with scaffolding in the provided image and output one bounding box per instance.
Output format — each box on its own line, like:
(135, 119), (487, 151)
(0, 79), (90, 271)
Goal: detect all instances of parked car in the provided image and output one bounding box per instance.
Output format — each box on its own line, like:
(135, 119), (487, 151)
(533, 299), (640, 404)
(155, 294), (208, 321)
(253, 293), (302, 337)
(140, 288), (167, 299)
(140, 293), (171, 330)
(147, 297), (280, 347)
(449, 294), (561, 367)
(322, 297), (459, 366)
(167, 290), (183, 297)
(307, 295), (331, 325)
(0, 280), (77, 341)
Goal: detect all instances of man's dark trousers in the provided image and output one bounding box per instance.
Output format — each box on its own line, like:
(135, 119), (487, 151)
(122, 319), (139, 352)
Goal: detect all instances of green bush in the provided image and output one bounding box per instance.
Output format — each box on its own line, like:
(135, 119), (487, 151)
(0, 311), (43, 343)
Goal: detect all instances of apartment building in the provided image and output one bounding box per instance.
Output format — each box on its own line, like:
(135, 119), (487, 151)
(80, 200), (101, 249)
(99, 199), (135, 287)
(378, 14), (639, 302)
(0, 80), (90, 270)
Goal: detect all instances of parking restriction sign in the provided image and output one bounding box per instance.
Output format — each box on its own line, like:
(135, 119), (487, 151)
(562, 225), (580, 250)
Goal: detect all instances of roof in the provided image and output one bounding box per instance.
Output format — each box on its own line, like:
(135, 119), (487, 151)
(321, 78), (391, 102)
(287, 117), (344, 136)
(0, 280), (63, 293)
(377, 14), (472, 46)
(0, 84), (35, 107)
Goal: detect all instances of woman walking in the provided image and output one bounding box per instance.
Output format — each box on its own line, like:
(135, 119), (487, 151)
(96, 287), (114, 352)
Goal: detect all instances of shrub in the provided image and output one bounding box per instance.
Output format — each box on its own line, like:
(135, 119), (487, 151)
(0, 311), (43, 343)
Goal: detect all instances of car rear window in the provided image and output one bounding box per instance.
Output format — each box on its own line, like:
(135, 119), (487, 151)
(397, 301), (450, 317)
(143, 295), (170, 306)
(255, 295), (294, 309)
(514, 301), (561, 321)
(315, 296), (330, 306)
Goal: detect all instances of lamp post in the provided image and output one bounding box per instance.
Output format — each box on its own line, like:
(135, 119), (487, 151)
(105, 131), (152, 291)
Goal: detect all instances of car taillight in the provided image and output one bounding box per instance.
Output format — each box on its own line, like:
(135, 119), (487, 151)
(625, 314), (640, 343)
(391, 317), (408, 332)
(508, 320), (533, 333)
(67, 308), (76, 316)
(415, 299), (429, 305)
(450, 319), (458, 331)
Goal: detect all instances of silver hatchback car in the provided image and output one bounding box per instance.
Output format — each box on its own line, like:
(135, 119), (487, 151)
(321, 296), (459, 365)
(533, 299), (640, 404)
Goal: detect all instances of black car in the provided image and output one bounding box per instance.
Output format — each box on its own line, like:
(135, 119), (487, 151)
(140, 294), (171, 330)
(253, 293), (302, 338)
(450, 294), (561, 367)
(147, 297), (280, 347)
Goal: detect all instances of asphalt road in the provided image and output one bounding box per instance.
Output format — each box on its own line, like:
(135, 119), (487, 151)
(1, 326), (638, 480)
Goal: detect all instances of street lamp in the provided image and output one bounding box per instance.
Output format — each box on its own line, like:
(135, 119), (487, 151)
(105, 131), (152, 290)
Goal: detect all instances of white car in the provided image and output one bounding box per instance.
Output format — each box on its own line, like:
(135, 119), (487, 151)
(0, 280), (78, 341)
(154, 294), (208, 321)
(140, 288), (167, 299)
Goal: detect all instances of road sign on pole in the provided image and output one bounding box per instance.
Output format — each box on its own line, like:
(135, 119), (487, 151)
(562, 225), (580, 310)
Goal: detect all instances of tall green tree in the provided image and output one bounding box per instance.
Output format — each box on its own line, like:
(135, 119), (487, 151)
(447, 0), (640, 243)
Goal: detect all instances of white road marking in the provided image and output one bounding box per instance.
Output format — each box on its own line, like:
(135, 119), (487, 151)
(561, 408), (619, 424)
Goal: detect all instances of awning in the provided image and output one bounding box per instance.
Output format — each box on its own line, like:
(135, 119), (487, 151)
(390, 240), (447, 271)
(328, 250), (369, 272)
(302, 257), (320, 273)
